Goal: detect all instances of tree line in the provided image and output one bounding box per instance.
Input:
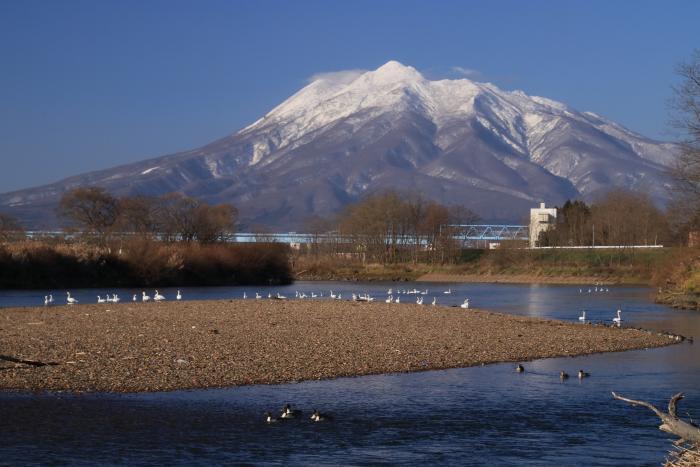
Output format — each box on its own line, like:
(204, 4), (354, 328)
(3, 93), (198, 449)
(302, 191), (480, 264)
(537, 190), (669, 247)
(56, 187), (238, 243)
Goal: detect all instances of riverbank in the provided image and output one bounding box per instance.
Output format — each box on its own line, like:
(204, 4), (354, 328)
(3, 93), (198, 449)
(416, 273), (626, 285)
(294, 248), (677, 285)
(655, 249), (700, 310)
(0, 300), (676, 393)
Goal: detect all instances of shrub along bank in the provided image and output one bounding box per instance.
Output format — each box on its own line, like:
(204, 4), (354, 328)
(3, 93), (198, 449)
(0, 240), (292, 289)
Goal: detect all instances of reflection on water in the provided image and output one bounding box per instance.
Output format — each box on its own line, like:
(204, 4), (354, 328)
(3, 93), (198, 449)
(1, 282), (698, 465)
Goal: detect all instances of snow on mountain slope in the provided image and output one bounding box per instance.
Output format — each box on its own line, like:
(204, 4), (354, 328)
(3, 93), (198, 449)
(0, 60), (678, 229)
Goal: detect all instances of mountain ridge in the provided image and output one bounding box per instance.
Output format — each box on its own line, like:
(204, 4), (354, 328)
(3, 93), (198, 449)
(0, 60), (676, 230)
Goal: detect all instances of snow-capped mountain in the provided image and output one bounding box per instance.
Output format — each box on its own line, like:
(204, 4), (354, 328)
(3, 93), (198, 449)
(0, 60), (677, 229)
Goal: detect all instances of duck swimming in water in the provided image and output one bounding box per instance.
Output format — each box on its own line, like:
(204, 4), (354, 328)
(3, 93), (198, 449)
(578, 369), (590, 378)
(310, 409), (330, 422)
(516, 364), (524, 373)
(560, 371), (569, 380)
(280, 404), (301, 419)
(265, 411), (278, 423)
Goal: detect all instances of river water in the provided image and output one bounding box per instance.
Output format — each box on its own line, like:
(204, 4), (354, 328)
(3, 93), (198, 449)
(1, 282), (698, 466)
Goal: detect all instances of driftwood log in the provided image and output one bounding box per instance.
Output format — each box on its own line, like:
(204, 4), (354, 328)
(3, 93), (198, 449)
(612, 392), (700, 445)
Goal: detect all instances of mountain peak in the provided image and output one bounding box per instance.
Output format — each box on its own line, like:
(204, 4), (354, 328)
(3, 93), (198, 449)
(370, 60), (423, 83)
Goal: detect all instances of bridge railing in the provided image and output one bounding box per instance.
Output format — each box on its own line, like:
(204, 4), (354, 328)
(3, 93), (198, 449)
(22, 225), (530, 244)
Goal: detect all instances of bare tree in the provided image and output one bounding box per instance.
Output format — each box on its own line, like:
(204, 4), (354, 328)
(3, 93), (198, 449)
(338, 191), (478, 264)
(58, 187), (119, 241)
(591, 189), (668, 246)
(303, 215), (336, 257)
(115, 196), (159, 236)
(192, 203), (238, 243)
(156, 193), (198, 242)
(155, 193), (237, 243)
(0, 213), (24, 242)
(669, 50), (700, 237)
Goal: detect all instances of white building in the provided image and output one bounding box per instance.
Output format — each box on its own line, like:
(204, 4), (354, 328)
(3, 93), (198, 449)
(529, 202), (557, 247)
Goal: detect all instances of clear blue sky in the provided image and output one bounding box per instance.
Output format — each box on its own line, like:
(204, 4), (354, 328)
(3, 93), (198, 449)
(0, 0), (698, 192)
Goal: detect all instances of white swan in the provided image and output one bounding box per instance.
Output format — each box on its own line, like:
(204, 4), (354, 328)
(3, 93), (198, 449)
(578, 310), (586, 322)
(432, 297), (436, 306)
(460, 298), (470, 309)
(97, 295), (106, 304)
(112, 294), (120, 303)
(255, 292), (262, 299)
(133, 294), (137, 302)
(385, 295), (393, 303)
(177, 290), (182, 300)
(142, 291), (151, 302)
(44, 296), (49, 306)
(395, 296), (400, 303)
(613, 308), (622, 325)
(153, 290), (165, 301)
(66, 292), (78, 305)
(242, 291), (246, 300)
(48, 294), (54, 304)
(416, 296), (423, 305)
(443, 288), (452, 294)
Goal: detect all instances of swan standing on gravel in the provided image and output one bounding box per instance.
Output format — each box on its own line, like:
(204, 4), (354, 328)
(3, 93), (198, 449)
(142, 291), (151, 302)
(66, 292), (78, 305)
(176, 290), (182, 300)
(460, 298), (470, 309)
(154, 290), (165, 301)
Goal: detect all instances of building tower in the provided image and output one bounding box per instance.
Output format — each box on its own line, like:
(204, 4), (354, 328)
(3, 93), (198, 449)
(529, 202), (557, 248)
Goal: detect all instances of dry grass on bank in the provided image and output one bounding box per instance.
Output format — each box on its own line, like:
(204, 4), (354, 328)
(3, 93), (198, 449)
(0, 240), (292, 288)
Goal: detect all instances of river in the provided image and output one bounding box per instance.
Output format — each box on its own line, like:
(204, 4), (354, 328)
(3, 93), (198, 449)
(1, 282), (698, 466)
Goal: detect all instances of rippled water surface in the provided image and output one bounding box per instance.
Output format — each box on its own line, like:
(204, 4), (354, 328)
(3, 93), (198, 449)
(1, 282), (698, 466)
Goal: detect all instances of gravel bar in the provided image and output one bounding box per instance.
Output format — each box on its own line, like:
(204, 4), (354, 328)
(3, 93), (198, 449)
(0, 300), (676, 393)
